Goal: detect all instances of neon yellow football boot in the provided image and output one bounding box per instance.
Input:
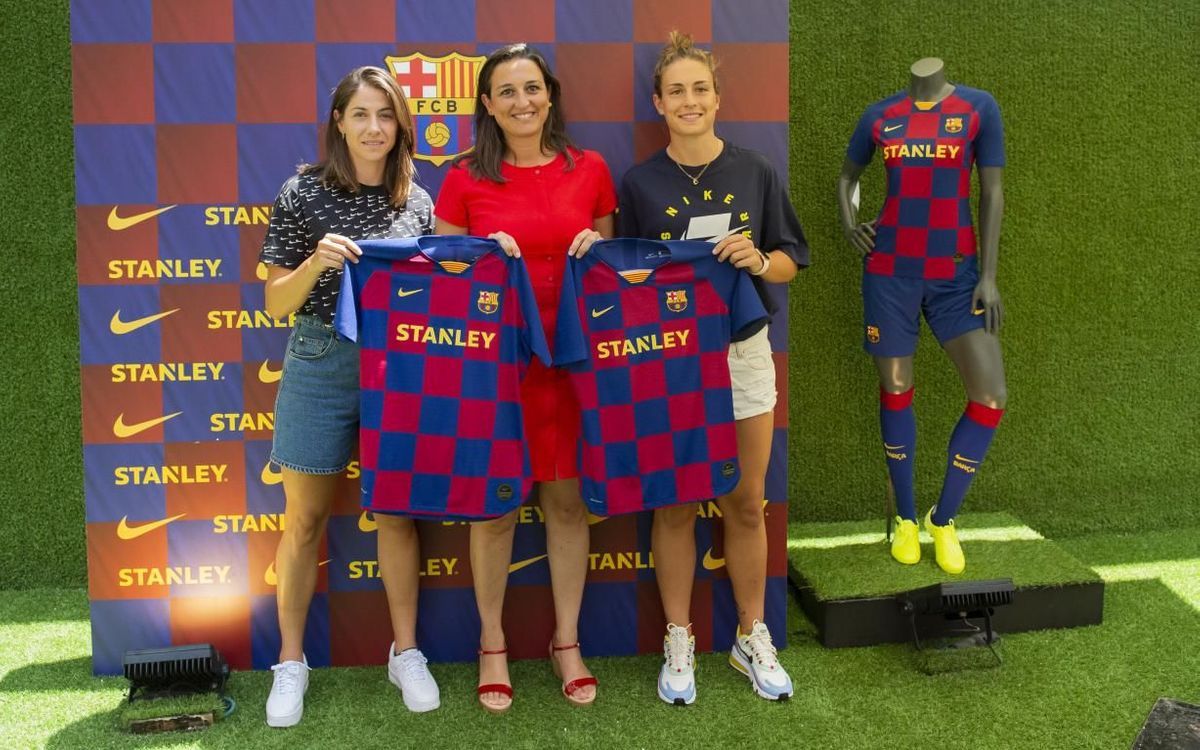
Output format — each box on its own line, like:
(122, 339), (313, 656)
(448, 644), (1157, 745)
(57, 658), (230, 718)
(890, 517), (921, 565)
(924, 508), (965, 574)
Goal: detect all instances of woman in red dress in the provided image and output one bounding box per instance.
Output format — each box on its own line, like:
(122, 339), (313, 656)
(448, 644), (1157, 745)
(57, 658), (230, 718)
(434, 43), (615, 713)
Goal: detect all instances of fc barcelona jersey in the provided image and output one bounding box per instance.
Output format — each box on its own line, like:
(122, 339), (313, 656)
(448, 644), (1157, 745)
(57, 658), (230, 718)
(335, 236), (550, 519)
(554, 239), (768, 516)
(846, 85), (1005, 279)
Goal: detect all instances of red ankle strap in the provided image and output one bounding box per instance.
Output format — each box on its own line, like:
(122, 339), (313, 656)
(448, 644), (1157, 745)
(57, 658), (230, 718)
(478, 647), (508, 655)
(550, 641), (580, 652)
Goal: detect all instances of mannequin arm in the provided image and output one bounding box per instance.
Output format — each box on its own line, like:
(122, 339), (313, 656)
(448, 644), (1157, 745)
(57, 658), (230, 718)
(973, 166), (1004, 334)
(837, 157), (875, 255)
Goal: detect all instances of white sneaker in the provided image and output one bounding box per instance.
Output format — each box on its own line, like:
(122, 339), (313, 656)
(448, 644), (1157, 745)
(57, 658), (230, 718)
(729, 620), (793, 700)
(387, 643), (440, 712)
(266, 656), (310, 727)
(657, 623), (696, 706)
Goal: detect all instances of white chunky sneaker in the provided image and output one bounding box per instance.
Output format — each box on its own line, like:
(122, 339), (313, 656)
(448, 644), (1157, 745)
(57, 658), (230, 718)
(387, 643), (440, 712)
(729, 620), (793, 700)
(657, 623), (696, 706)
(266, 656), (310, 727)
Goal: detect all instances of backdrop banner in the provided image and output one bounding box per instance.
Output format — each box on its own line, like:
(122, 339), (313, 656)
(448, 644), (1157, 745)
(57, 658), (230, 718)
(72, 0), (792, 675)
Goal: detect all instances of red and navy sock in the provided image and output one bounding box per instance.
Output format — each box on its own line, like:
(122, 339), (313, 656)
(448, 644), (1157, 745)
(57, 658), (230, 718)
(930, 401), (1004, 525)
(880, 387), (917, 522)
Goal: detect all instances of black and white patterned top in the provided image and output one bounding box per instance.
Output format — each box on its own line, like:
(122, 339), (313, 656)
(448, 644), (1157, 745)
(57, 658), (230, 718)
(260, 171), (434, 324)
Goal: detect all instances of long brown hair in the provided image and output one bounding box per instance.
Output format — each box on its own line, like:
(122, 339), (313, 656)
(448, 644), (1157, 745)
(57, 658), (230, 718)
(653, 31), (720, 96)
(303, 66), (416, 208)
(457, 43), (576, 183)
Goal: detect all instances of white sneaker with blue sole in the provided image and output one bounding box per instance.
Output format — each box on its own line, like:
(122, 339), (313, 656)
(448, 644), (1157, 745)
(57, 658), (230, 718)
(729, 620), (792, 700)
(657, 623), (696, 706)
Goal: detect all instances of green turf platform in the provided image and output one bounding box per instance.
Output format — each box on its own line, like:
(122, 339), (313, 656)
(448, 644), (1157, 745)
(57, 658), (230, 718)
(787, 513), (1105, 648)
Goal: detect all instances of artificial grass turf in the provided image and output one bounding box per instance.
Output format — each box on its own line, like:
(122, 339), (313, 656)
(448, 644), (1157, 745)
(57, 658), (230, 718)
(786, 512), (1100, 600)
(3, 524), (1199, 750)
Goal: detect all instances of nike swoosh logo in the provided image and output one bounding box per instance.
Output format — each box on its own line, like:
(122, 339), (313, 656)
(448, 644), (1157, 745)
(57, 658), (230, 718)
(110, 308), (179, 335)
(586, 513), (608, 526)
(113, 411), (182, 438)
(954, 454), (980, 464)
(702, 548), (726, 571)
(261, 463), (282, 485)
(397, 288), (424, 298)
(265, 559), (329, 586)
(591, 305), (614, 318)
(256, 262), (269, 281)
(107, 205), (177, 231)
(508, 554), (547, 573)
(883, 124), (903, 133)
(117, 513), (186, 540)
(358, 511), (378, 533)
(258, 360), (282, 383)
(883, 443), (906, 450)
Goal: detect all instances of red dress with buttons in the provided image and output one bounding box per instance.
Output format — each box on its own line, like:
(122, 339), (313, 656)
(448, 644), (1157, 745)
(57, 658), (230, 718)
(434, 149), (617, 481)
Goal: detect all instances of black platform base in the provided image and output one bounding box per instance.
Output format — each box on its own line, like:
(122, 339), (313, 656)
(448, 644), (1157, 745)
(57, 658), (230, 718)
(789, 567), (1105, 649)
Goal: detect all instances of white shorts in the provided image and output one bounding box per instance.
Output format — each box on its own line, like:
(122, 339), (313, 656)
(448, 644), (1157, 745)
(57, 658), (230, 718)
(727, 325), (777, 421)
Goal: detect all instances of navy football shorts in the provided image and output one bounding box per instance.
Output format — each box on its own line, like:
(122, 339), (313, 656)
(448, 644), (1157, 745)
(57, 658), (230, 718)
(861, 258), (984, 357)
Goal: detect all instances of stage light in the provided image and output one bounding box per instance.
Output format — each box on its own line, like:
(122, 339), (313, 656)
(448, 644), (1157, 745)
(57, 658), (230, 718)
(898, 579), (1015, 664)
(123, 643), (229, 702)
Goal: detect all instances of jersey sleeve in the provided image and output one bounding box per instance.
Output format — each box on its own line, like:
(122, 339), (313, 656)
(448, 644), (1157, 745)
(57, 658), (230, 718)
(720, 260), (770, 340)
(551, 257), (589, 367)
(845, 107), (878, 166)
(974, 94), (1006, 168)
(759, 158), (811, 269)
(260, 176), (315, 268)
(511, 256), (552, 366)
(432, 163), (471, 228)
(333, 255), (373, 342)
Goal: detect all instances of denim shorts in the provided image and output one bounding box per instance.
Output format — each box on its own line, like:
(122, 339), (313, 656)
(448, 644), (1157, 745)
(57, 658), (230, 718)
(270, 315), (360, 475)
(728, 325), (777, 421)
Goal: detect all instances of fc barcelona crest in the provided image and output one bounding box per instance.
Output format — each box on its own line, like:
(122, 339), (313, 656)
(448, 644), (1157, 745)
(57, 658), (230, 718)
(385, 52), (486, 166)
(665, 289), (688, 313)
(477, 290), (500, 314)
(866, 325), (881, 344)
(944, 116), (964, 134)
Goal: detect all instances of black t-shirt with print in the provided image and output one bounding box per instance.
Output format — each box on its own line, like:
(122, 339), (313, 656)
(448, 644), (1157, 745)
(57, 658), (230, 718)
(259, 171), (433, 325)
(617, 143), (810, 339)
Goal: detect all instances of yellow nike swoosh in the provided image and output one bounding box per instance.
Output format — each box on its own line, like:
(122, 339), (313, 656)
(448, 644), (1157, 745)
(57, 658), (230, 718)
(358, 511), (378, 533)
(586, 513), (608, 526)
(107, 205), (177, 231)
(884, 124), (903, 133)
(265, 559), (329, 586)
(113, 411), (182, 438)
(256, 262), (269, 281)
(396, 288), (424, 298)
(260, 462), (282, 485)
(883, 443), (906, 450)
(110, 308), (179, 335)
(591, 305), (615, 318)
(258, 360), (282, 383)
(508, 554), (547, 573)
(117, 513), (186, 540)
(954, 453), (980, 464)
(701, 548), (726, 571)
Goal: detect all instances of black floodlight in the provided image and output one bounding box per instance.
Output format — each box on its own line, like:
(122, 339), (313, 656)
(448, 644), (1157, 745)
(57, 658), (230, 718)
(123, 643), (229, 702)
(898, 579), (1015, 663)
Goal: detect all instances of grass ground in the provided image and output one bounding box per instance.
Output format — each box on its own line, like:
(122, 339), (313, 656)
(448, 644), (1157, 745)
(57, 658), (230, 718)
(1, 528), (1196, 749)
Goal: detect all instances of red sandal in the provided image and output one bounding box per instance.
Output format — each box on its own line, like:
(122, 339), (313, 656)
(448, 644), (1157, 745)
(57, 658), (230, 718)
(477, 647), (513, 714)
(549, 642), (597, 706)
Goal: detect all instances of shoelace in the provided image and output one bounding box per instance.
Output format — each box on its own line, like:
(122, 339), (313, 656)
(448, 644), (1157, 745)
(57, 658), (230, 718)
(743, 623), (778, 668)
(664, 628), (693, 673)
(270, 662), (307, 694)
(397, 650), (431, 683)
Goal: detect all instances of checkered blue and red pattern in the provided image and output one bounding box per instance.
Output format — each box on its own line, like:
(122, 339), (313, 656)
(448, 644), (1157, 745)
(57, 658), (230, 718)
(73, 0), (792, 675)
(555, 240), (767, 516)
(336, 236), (549, 519)
(846, 85), (1005, 279)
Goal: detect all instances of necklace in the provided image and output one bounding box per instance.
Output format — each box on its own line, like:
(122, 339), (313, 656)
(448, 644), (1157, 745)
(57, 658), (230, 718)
(673, 157), (712, 185)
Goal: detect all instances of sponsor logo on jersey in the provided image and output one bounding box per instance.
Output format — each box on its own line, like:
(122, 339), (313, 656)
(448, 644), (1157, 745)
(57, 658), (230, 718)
(110, 309), (179, 335)
(477, 290), (500, 314)
(944, 116), (964, 134)
(595, 329), (690, 360)
(881, 143), (961, 161)
(883, 123), (903, 134)
(866, 325), (881, 344)
(119, 566), (231, 587)
(395, 323), (495, 349)
(258, 360), (282, 384)
(212, 514), (285, 533)
(721, 461), (735, 478)
(665, 289), (688, 313)
(116, 513), (186, 540)
(107, 205), (176, 231)
(108, 259), (223, 280)
(386, 52), (486, 166)
(591, 305), (615, 319)
(348, 558), (459, 578)
(701, 547), (726, 570)
(495, 483), (513, 500)
(396, 287), (424, 298)
(115, 464), (227, 485)
(204, 205), (272, 226)
(111, 363), (224, 383)
(113, 411), (182, 438)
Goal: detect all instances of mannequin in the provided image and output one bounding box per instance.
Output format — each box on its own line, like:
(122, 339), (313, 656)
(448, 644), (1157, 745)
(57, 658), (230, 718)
(836, 58), (1008, 574)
